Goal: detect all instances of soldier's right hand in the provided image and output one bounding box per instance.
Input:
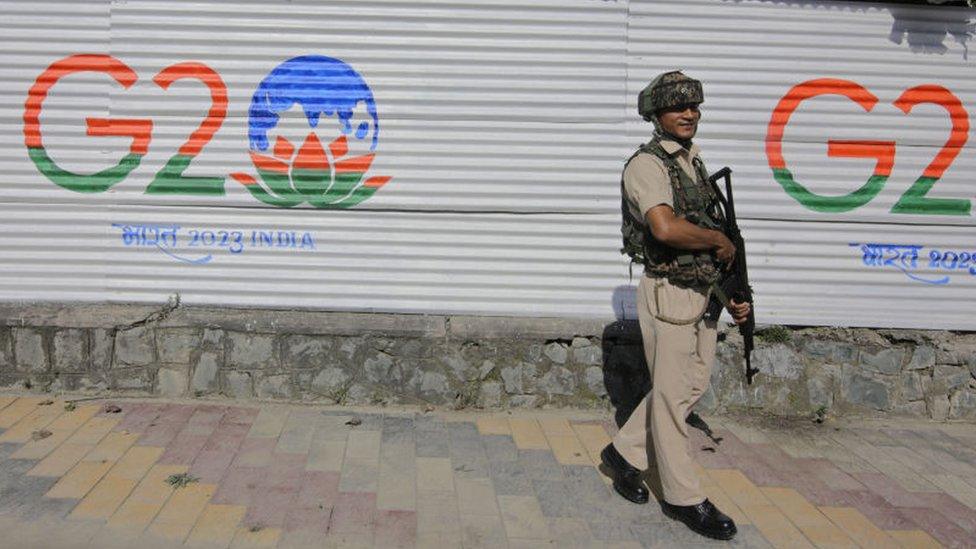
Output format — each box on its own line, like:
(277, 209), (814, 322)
(713, 232), (736, 266)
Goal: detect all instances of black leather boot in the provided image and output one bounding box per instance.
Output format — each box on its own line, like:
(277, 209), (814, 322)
(662, 498), (737, 540)
(600, 444), (649, 504)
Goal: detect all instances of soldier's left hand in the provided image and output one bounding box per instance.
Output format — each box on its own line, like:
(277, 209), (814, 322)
(729, 299), (751, 325)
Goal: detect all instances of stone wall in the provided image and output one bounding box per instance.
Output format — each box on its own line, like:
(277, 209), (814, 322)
(0, 301), (973, 421)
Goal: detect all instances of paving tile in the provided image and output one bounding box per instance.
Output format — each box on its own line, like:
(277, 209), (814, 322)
(853, 470), (939, 508)
(107, 463), (187, 533)
(838, 489), (920, 531)
(570, 423), (612, 466)
(221, 405), (260, 426)
(448, 423), (489, 478)
(373, 509), (416, 549)
(534, 478), (591, 519)
(376, 442), (416, 512)
(794, 458), (865, 492)
(307, 436), (347, 472)
(483, 434), (518, 463)
(547, 434), (592, 466)
(285, 470), (340, 532)
(538, 417), (576, 437)
(414, 426), (450, 458)
(707, 469), (771, 509)
(185, 503), (247, 548)
(316, 414), (355, 437)
(733, 524), (777, 549)
(509, 418), (549, 450)
(232, 436), (278, 468)
(829, 431), (936, 492)
(243, 453), (306, 529)
(158, 433), (210, 465)
(476, 416), (511, 436)
(27, 442), (94, 477)
(915, 429), (976, 473)
(547, 517), (594, 548)
(45, 459), (114, 499)
(346, 430), (382, 460)
(718, 438), (792, 487)
(113, 403), (163, 434)
(146, 482), (216, 542)
(339, 431), (381, 493)
(760, 487), (857, 548)
(911, 491), (976, 533)
(278, 528), (327, 549)
(460, 512), (508, 548)
(923, 474), (976, 510)
(0, 457), (65, 517)
(182, 406), (227, 436)
(415, 489), (460, 535)
(230, 525), (283, 548)
(275, 410), (318, 455)
(0, 395), (18, 412)
(699, 470), (751, 526)
(246, 407), (290, 438)
(498, 494), (552, 539)
(416, 457), (454, 493)
(138, 403), (196, 447)
(721, 420), (773, 445)
(65, 415), (119, 446)
(489, 459), (536, 496)
(83, 430), (140, 463)
(517, 449), (565, 481)
(211, 466), (267, 506)
(886, 529), (945, 549)
(762, 430), (824, 459)
(456, 477), (500, 516)
(0, 400), (65, 443)
(7, 516), (102, 547)
(329, 492), (376, 534)
(10, 404), (100, 460)
(191, 421), (253, 483)
(381, 415), (416, 445)
(0, 397), (45, 428)
(742, 503), (816, 549)
(69, 446), (163, 520)
(905, 506), (972, 548)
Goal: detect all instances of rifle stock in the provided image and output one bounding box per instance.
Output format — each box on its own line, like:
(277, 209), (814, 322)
(706, 167), (758, 385)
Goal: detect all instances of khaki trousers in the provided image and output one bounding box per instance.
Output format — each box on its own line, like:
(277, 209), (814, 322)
(612, 275), (717, 506)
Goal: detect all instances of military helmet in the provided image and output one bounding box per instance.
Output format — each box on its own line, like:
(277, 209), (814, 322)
(637, 71), (704, 122)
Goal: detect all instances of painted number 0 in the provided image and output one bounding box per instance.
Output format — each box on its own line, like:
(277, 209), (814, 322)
(766, 78), (971, 216)
(24, 54), (228, 195)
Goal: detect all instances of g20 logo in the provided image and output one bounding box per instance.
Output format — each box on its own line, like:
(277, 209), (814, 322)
(766, 78), (970, 216)
(23, 54), (390, 208)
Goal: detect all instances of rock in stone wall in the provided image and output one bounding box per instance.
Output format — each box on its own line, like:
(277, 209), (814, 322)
(0, 303), (973, 420)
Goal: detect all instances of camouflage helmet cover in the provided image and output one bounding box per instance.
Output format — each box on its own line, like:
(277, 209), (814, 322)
(638, 71), (704, 122)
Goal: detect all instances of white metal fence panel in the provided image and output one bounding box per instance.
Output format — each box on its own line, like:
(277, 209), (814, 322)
(0, 0), (973, 329)
(628, 0), (976, 329)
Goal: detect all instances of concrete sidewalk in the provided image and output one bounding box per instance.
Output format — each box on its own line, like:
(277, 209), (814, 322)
(0, 394), (972, 548)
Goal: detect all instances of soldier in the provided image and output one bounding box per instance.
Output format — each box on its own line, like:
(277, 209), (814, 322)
(602, 71), (750, 541)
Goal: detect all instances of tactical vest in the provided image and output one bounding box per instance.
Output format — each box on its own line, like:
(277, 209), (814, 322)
(620, 138), (726, 289)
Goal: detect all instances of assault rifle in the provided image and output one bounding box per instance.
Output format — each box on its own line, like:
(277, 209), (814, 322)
(705, 167), (758, 384)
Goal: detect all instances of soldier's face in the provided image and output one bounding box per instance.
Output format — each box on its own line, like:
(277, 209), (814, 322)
(657, 103), (700, 140)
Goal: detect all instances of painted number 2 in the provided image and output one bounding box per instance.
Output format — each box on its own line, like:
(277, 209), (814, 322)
(24, 54), (228, 195)
(766, 78), (971, 216)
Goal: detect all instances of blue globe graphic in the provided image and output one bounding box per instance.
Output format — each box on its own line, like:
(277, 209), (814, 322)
(247, 55), (379, 153)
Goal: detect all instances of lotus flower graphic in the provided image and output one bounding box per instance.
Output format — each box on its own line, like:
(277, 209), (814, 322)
(231, 55), (390, 208)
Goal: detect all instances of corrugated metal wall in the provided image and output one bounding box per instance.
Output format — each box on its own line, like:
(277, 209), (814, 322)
(1, 0), (974, 329)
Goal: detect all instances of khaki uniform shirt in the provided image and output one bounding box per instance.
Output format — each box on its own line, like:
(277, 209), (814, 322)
(622, 138), (702, 224)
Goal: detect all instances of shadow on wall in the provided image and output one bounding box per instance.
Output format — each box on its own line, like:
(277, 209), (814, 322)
(721, 0), (975, 59)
